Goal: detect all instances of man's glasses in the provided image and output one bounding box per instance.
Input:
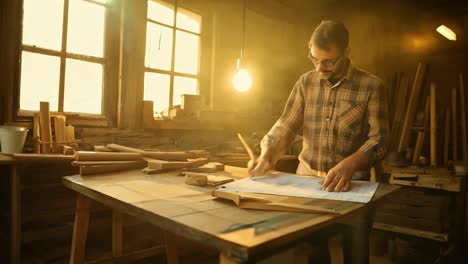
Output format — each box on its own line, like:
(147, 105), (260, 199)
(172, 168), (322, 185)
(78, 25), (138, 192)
(308, 53), (341, 68)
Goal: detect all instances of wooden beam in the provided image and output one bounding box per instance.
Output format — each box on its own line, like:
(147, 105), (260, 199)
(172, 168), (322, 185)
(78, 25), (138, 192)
(458, 73), (468, 161)
(430, 83), (437, 167)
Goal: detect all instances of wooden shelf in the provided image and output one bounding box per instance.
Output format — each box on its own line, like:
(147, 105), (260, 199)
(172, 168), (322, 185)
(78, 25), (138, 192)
(373, 222), (449, 242)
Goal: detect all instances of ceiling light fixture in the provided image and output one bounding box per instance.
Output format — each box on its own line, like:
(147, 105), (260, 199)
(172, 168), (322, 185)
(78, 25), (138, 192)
(232, 0), (252, 92)
(436, 25), (456, 41)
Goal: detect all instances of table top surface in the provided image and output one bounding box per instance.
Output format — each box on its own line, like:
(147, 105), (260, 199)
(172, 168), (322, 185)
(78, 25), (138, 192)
(62, 166), (399, 260)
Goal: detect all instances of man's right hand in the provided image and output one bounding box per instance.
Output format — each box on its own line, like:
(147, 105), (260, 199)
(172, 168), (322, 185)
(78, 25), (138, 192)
(248, 156), (274, 176)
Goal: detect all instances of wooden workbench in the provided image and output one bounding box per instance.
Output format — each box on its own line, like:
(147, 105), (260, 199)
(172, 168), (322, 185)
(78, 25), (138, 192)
(63, 166), (399, 263)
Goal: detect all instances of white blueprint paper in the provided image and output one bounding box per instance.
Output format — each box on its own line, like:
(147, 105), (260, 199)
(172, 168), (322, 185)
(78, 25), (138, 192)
(219, 173), (379, 203)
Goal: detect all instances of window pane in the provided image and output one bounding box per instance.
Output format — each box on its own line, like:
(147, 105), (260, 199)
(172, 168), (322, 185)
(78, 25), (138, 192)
(144, 72), (170, 116)
(173, 76), (198, 107)
(67, 0), (105, 57)
(174, 31), (199, 75)
(145, 22), (173, 70)
(20, 52), (60, 111)
(176, 8), (201, 34)
(147, 0), (174, 26)
(22, 0), (64, 50)
(64, 59), (103, 114)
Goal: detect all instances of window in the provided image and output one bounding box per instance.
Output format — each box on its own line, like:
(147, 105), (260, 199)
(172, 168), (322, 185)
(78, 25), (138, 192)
(20, 0), (107, 114)
(144, 0), (201, 117)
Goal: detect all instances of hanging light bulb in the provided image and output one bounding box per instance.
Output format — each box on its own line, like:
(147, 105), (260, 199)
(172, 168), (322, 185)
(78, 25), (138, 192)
(436, 25), (456, 41)
(232, 0), (252, 92)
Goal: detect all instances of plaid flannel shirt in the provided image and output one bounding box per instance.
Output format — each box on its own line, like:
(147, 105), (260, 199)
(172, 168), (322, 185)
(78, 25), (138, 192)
(261, 59), (389, 175)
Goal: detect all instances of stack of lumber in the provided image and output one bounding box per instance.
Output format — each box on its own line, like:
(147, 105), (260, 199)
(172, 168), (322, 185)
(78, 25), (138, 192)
(34, 101), (76, 155)
(73, 144), (228, 179)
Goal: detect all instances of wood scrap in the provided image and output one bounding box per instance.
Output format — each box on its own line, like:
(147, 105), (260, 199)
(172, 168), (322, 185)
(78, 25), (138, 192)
(63, 145), (75, 155)
(79, 160), (147, 176)
(398, 63), (426, 152)
(74, 151), (143, 161)
(185, 173), (208, 186)
(184, 172), (234, 187)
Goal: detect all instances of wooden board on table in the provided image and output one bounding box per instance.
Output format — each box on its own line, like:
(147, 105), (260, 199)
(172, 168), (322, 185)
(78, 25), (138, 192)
(146, 158), (208, 170)
(79, 160), (147, 176)
(74, 151), (143, 161)
(62, 166), (400, 260)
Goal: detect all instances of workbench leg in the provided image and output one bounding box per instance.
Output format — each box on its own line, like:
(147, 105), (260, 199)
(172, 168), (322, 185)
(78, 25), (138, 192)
(112, 210), (123, 257)
(219, 252), (248, 264)
(163, 231), (179, 264)
(70, 194), (91, 264)
(10, 166), (20, 264)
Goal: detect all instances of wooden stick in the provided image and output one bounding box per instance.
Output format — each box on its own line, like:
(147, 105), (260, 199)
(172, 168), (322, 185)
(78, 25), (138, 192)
(39, 102), (53, 153)
(444, 108), (451, 166)
(458, 73), (468, 161)
(398, 63), (426, 152)
(452, 88), (458, 161)
(74, 151), (143, 161)
(412, 96), (430, 164)
(237, 133), (256, 160)
(430, 83), (437, 167)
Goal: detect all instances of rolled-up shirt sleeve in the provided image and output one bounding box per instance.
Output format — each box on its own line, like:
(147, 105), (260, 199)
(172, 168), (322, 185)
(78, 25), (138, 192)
(358, 80), (390, 164)
(261, 75), (306, 163)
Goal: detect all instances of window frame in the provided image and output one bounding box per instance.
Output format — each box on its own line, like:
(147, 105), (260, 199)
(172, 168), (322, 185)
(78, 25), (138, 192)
(144, 0), (202, 116)
(13, 0), (118, 127)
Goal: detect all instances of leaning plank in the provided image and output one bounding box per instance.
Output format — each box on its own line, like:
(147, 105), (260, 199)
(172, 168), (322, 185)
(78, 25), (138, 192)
(459, 73), (468, 161)
(373, 222), (448, 242)
(398, 63), (426, 152)
(452, 88), (458, 161)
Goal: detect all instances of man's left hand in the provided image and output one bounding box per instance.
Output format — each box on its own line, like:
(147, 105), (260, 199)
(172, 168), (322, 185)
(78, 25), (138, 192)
(322, 160), (354, 192)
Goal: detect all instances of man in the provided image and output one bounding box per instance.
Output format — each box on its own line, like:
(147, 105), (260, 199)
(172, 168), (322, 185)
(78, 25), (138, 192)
(248, 20), (389, 263)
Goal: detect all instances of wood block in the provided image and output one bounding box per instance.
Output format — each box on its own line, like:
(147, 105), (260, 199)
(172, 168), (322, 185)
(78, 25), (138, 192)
(185, 173), (208, 187)
(54, 115), (66, 143)
(183, 172), (233, 187)
(65, 125), (75, 143)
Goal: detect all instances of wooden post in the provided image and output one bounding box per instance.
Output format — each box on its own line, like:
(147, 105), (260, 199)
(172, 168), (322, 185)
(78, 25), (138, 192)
(430, 83), (437, 167)
(10, 166), (21, 264)
(112, 210), (123, 257)
(452, 88), (458, 161)
(458, 73), (467, 161)
(70, 194), (91, 264)
(33, 113), (41, 154)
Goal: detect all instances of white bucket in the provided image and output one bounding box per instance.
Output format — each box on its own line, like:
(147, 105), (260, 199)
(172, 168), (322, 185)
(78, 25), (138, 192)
(0, 126), (29, 154)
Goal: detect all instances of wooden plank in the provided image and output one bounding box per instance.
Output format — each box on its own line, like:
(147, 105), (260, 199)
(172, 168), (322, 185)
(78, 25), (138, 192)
(459, 73), (468, 161)
(10, 153), (75, 162)
(444, 108), (451, 166)
(70, 194), (91, 264)
(107, 143), (211, 161)
(452, 88), (458, 161)
(33, 113), (41, 154)
(65, 125), (75, 143)
(39, 102), (53, 153)
(412, 96), (430, 164)
(389, 75), (409, 151)
(79, 160), (147, 176)
(54, 115), (66, 144)
(72, 160), (143, 166)
(112, 210), (123, 257)
(74, 151), (143, 161)
(430, 83), (437, 167)
(373, 222), (448, 242)
(183, 162), (225, 173)
(398, 63), (426, 152)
